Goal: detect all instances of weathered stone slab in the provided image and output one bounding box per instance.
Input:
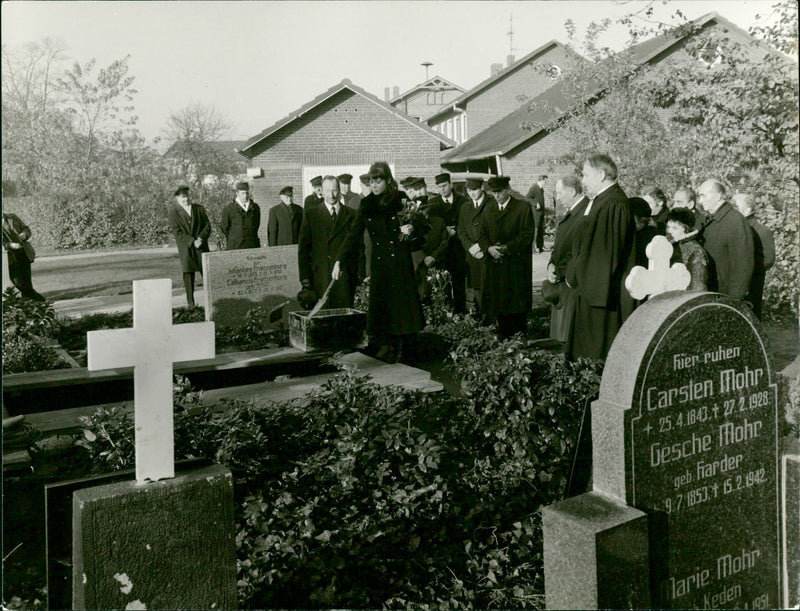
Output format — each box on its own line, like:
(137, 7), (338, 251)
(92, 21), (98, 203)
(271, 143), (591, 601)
(72, 464), (237, 610)
(543, 491), (650, 610)
(203, 245), (300, 328)
(2, 250), (12, 291)
(594, 291), (780, 609)
(784, 454), (800, 608)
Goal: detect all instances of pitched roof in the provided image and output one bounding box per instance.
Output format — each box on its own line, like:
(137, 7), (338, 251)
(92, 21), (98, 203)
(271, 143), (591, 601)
(164, 140), (246, 158)
(239, 79), (456, 157)
(426, 40), (570, 124)
(443, 12), (771, 163)
(389, 75), (465, 104)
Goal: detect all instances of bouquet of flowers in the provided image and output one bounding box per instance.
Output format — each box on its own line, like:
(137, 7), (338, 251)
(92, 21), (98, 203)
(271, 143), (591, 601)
(397, 198), (430, 241)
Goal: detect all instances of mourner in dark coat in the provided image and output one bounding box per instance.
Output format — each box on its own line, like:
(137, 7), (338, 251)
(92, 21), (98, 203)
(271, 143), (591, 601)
(697, 180), (754, 301)
(168, 185), (211, 307)
(642, 185), (669, 235)
(480, 176), (535, 338)
(298, 176), (359, 309)
(666, 208), (709, 291)
(304, 175), (324, 210)
(221, 181), (261, 249)
(564, 154), (636, 361)
(546, 176), (589, 342)
(2, 212), (45, 301)
(268, 186), (303, 246)
(338, 174), (362, 210)
(458, 177), (494, 316)
(404, 177), (444, 303)
(629, 197), (659, 269)
(427, 172), (468, 313)
(672, 186), (707, 230)
(526, 175), (547, 252)
(732, 193), (775, 319)
(335, 162), (425, 363)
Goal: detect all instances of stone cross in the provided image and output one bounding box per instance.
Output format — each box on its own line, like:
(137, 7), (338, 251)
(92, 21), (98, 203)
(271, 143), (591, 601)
(87, 279), (215, 483)
(625, 234), (690, 300)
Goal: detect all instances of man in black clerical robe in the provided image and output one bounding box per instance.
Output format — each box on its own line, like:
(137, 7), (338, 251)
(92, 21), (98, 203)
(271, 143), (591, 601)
(564, 154), (636, 361)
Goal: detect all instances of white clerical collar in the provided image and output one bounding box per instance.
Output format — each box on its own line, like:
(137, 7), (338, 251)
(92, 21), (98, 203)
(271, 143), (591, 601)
(237, 198), (250, 212)
(584, 183), (616, 216)
(569, 196), (584, 212)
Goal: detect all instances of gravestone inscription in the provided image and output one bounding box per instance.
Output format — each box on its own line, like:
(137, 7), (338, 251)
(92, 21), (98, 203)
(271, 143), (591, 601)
(595, 292), (780, 609)
(202, 245), (300, 328)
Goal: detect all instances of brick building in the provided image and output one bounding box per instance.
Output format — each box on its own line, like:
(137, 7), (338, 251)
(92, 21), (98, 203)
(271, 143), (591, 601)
(237, 79), (455, 244)
(426, 40), (577, 146)
(387, 76), (465, 122)
(440, 12), (787, 207)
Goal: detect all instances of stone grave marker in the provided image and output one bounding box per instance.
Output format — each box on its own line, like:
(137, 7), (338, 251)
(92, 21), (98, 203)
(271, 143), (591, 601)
(202, 245), (301, 328)
(73, 278), (237, 609)
(544, 292), (782, 609)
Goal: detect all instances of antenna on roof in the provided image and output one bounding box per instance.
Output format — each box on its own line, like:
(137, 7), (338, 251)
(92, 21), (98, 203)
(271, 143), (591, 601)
(421, 61), (433, 80)
(507, 14), (520, 56)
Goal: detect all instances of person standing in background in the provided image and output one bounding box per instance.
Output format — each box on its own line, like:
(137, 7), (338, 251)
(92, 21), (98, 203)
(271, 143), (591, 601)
(731, 192), (775, 318)
(2, 212), (45, 301)
(168, 185), (211, 307)
(267, 186), (303, 246)
(527, 174), (547, 253)
(304, 176), (324, 210)
(221, 181), (261, 249)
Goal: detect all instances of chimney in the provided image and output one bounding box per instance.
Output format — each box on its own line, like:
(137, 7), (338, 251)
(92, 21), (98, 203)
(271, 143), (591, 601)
(491, 63), (503, 77)
(506, 54), (515, 67)
(384, 87), (391, 101)
(392, 85), (400, 98)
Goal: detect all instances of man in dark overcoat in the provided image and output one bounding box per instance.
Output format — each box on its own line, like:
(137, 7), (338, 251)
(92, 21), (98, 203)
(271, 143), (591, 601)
(564, 154), (636, 361)
(427, 172), (468, 313)
(304, 176), (324, 210)
(697, 179), (754, 301)
(527, 175), (547, 253)
(2, 212), (45, 301)
(479, 175), (535, 338)
(546, 175), (589, 342)
(221, 181), (261, 249)
(167, 185), (211, 307)
(268, 186), (303, 246)
(457, 177), (494, 317)
(338, 173), (362, 210)
(732, 193), (775, 319)
(298, 176), (359, 309)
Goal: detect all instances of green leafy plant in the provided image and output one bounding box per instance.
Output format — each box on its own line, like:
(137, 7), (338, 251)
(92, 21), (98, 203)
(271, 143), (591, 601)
(2, 287), (58, 339)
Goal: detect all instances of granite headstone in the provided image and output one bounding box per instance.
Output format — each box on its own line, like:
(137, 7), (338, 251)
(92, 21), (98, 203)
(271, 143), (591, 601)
(593, 291), (781, 609)
(203, 245), (300, 328)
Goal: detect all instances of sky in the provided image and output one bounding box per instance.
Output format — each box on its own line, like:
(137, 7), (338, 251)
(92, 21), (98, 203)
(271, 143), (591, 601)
(2, 0), (786, 148)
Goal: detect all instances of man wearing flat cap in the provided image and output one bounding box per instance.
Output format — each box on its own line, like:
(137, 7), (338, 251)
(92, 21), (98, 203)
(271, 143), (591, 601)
(458, 176), (495, 316)
(268, 186), (303, 246)
(221, 181), (261, 250)
(168, 185), (211, 306)
(338, 173), (361, 210)
(428, 172), (468, 313)
(479, 175), (534, 338)
(304, 176), (324, 210)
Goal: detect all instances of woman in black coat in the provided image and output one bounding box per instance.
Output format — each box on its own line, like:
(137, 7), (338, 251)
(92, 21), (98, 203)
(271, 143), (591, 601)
(334, 162), (425, 363)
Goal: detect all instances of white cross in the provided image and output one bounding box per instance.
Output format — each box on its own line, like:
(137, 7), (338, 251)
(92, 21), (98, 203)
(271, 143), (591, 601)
(87, 279), (215, 483)
(625, 235), (691, 300)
